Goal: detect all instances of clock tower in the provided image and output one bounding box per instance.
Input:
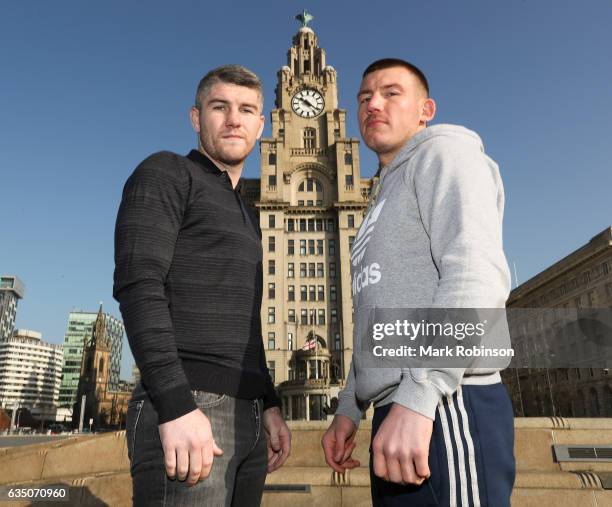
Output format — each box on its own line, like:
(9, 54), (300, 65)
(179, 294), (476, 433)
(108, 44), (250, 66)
(258, 12), (373, 420)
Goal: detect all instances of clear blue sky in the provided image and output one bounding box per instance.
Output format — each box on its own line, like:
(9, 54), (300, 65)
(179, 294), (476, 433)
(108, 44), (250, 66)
(2, 1), (611, 379)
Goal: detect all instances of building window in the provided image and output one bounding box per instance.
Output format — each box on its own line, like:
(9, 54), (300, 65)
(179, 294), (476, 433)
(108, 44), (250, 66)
(330, 285), (337, 301)
(310, 309), (316, 325)
(345, 175), (354, 187)
(317, 263), (324, 277)
(329, 239), (336, 255)
(604, 262), (610, 275)
(288, 262), (294, 278)
(288, 240), (294, 255)
(317, 239), (323, 255)
(300, 286), (307, 301)
(268, 283), (275, 299)
(344, 153), (352, 165)
(269, 236), (275, 252)
(327, 218), (335, 232)
(288, 309), (296, 323)
(334, 332), (341, 351)
(268, 260), (275, 275)
(331, 309), (338, 323)
(300, 263), (307, 277)
(298, 200), (304, 206)
(268, 175), (277, 187)
(329, 262), (336, 278)
(268, 307), (275, 323)
(301, 309), (308, 325)
(288, 285), (295, 301)
(268, 153), (276, 165)
(269, 214), (275, 228)
(315, 219), (323, 231)
(318, 285), (325, 301)
(349, 235), (355, 252)
(287, 219), (295, 232)
(300, 219), (307, 232)
(308, 218), (314, 231)
(304, 128), (316, 149)
(318, 309), (326, 325)
(309, 263), (316, 278)
(268, 360), (276, 383)
(288, 333), (294, 350)
(300, 239), (307, 255)
(307, 200), (313, 206)
(309, 285), (316, 301)
(308, 239), (315, 255)
(268, 332), (275, 350)
(348, 214), (355, 228)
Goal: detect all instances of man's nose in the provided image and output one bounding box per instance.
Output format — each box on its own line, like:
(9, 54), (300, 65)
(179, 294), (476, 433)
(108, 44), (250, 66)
(367, 92), (383, 113)
(225, 106), (241, 127)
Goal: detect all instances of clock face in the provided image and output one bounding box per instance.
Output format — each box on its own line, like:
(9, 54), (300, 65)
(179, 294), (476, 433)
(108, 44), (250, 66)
(292, 89), (325, 118)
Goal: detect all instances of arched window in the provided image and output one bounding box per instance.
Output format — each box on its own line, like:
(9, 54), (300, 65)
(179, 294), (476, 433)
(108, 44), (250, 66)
(98, 357), (105, 376)
(298, 178), (322, 192)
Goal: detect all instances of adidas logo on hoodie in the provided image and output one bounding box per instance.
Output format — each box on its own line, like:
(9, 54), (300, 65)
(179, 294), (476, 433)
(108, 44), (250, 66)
(351, 199), (386, 295)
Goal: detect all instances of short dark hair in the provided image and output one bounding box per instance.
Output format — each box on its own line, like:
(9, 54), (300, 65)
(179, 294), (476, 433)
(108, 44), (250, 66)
(362, 58), (429, 96)
(195, 64), (263, 110)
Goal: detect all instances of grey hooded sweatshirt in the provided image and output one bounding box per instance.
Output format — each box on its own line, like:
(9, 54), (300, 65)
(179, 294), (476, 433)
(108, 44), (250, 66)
(335, 124), (511, 427)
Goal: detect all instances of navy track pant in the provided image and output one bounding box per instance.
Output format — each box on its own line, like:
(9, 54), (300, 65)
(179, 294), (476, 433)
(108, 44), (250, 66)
(370, 383), (515, 506)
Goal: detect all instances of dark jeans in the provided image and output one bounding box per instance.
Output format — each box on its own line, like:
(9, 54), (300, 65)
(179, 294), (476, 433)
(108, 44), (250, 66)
(125, 384), (267, 507)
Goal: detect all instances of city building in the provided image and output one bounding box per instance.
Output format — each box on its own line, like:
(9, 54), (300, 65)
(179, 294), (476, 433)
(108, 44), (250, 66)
(254, 16), (373, 420)
(503, 227), (612, 417)
(0, 276), (26, 341)
(58, 305), (124, 420)
(0, 329), (63, 421)
(72, 306), (131, 429)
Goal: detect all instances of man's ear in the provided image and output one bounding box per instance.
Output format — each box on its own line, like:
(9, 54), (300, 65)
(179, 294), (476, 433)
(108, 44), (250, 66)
(256, 114), (265, 140)
(421, 98), (436, 123)
(190, 107), (201, 133)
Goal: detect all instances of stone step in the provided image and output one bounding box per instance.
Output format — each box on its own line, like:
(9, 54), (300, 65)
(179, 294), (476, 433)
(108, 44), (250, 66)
(1, 470), (610, 507)
(3, 418), (612, 483)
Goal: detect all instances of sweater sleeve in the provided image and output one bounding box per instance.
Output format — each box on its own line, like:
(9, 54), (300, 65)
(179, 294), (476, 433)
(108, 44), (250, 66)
(259, 344), (282, 411)
(113, 152), (197, 424)
(335, 359), (368, 428)
(391, 137), (511, 420)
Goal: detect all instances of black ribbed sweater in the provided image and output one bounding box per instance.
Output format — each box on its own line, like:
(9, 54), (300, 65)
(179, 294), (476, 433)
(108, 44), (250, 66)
(113, 149), (280, 424)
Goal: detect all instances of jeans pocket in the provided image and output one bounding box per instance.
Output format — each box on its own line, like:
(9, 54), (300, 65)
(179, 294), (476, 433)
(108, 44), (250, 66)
(126, 399), (145, 464)
(193, 391), (228, 409)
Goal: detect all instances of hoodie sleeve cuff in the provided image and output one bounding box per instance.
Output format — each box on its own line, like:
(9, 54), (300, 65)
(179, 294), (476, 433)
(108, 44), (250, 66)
(390, 375), (442, 421)
(151, 384), (197, 424)
(335, 395), (365, 429)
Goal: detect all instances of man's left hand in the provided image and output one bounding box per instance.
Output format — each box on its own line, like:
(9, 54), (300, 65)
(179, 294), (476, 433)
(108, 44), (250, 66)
(371, 403), (433, 485)
(263, 406), (291, 473)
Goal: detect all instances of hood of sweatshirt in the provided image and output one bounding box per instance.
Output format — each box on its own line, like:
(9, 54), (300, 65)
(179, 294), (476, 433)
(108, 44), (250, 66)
(382, 124), (485, 177)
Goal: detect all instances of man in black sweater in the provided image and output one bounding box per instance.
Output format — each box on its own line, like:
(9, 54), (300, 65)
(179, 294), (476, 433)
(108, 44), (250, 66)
(114, 65), (291, 506)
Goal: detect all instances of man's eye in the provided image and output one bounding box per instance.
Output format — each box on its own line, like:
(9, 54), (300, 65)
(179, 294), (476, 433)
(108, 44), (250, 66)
(242, 108), (255, 114)
(359, 96), (371, 104)
(213, 105), (225, 110)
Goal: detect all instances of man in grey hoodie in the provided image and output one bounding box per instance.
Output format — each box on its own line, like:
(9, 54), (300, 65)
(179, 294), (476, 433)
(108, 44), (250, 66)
(321, 59), (515, 506)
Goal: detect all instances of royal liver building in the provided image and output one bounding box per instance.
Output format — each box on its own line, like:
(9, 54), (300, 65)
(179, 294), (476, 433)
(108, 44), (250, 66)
(257, 13), (373, 420)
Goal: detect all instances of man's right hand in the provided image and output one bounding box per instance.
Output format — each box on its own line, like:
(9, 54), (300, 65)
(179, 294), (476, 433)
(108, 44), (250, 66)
(321, 414), (360, 473)
(158, 408), (223, 486)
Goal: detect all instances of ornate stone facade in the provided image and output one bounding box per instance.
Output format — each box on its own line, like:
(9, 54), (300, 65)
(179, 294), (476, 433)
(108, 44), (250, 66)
(256, 21), (373, 420)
